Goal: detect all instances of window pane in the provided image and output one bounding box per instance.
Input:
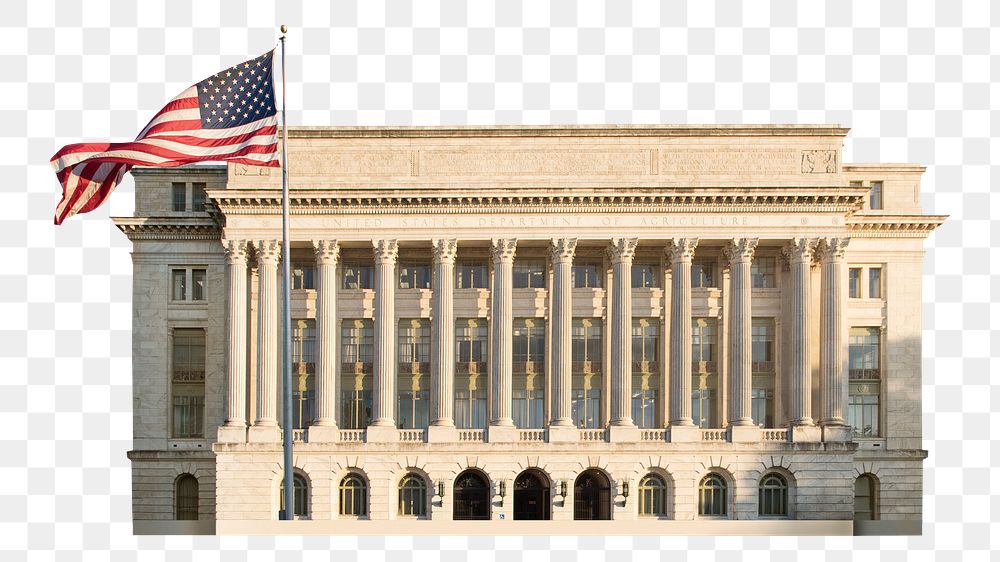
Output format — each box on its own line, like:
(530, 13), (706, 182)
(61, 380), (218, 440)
(572, 264), (602, 288)
(849, 268), (862, 298)
(631, 263), (658, 288)
(692, 259), (715, 288)
(172, 269), (187, 300)
(751, 257), (775, 289)
(870, 181), (883, 210)
(191, 269), (206, 301)
(292, 265), (315, 290)
(514, 260), (545, 288)
(343, 264), (373, 289)
(191, 182), (207, 212)
(869, 268), (882, 299)
(172, 182), (186, 211)
(457, 262), (488, 289)
(172, 329), (205, 438)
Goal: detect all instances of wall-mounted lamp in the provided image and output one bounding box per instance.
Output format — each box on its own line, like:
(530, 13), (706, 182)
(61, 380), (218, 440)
(621, 479), (630, 506)
(437, 480), (445, 499)
(559, 480), (568, 498)
(499, 480), (507, 498)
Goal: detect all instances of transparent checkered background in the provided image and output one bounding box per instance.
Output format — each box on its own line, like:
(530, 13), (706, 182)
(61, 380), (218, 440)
(0, 0), (994, 559)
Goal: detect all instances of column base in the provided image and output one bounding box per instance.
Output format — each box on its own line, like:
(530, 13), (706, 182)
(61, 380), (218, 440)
(307, 424), (340, 443)
(217, 424), (247, 443)
(487, 424), (518, 443)
(668, 425), (700, 443)
(546, 425), (578, 443)
(365, 425), (400, 443)
(789, 425), (822, 443)
(427, 425), (459, 443)
(729, 425), (761, 443)
(608, 425), (640, 443)
(822, 424), (853, 442)
(247, 424), (280, 443)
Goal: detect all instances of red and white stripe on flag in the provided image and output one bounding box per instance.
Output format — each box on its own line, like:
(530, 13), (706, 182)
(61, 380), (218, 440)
(51, 50), (280, 225)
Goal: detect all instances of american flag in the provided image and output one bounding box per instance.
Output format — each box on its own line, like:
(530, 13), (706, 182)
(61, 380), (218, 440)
(51, 50), (280, 225)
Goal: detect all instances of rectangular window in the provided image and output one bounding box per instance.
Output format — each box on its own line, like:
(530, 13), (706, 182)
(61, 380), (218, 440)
(398, 319), (430, 364)
(513, 318), (545, 429)
(454, 386), (487, 429)
(848, 383), (880, 437)
(691, 318), (718, 428)
(340, 319), (373, 429)
(571, 318), (602, 429)
(342, 263), (373, 290)
(572, 262), (603, 288)
(513, 260), (546, 289)
(513, 318), (545, 364)
(292, 319), (316, 429)
(849, 327), (881, 380)
(751, 256), (776, 289)
(172, 182), (186, 211)
(292, 264), (315, 290)
(191, 182), (207, 212)
(868, 267), (882, 299)
(191, 269), (206, 301)
(172, 269), (187, 301)
(571, 318), (603, 365)
(456, 319), (488, 363)
(751, 318), (775, 427)
(512, 388), (545, 429)
(571, 388), (601, 429)
(631, 263), (659, 288)
(456, 261), (488, 289)
(631, 387), (657, 429)
(631, 319), (660, 428)
(870, 181), (883, 210)
(172, 328), (205, 438)
(691, 258), (716, 288)
(849, 268), (862, 298)
(399, 263), (431, 289)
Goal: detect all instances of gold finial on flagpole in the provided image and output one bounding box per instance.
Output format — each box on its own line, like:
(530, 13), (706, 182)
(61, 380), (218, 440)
(280, 24), (287, 35)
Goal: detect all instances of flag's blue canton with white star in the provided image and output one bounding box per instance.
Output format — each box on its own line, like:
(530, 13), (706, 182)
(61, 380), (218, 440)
(196, 50), (276, 129)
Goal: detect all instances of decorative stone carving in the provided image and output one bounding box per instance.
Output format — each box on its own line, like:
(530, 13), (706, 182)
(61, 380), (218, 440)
(608, 238), (639, 264)
(550, 238), (578, 263)
(372, 239), (399, 264)
(815, 237), (851, 262)
(233, 163), (271, 176)
(254, 239), (281, 265)
(723, 238), (759, 266)
(665, 238), (698, 263)
(801, 150), (838, 173)
(223, 239), (248, 265)
(490, 238), (517, 264)
(422, 150), (650, 176)
(313, 239), (340, 265)
(660, 149), (800, 174)
(432, 238), (459, 264)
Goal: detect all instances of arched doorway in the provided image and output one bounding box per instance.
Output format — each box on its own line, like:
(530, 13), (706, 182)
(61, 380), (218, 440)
(453, 470), (490, 520)
(574, 469), (611, 520)
(513, 469), (550, 520)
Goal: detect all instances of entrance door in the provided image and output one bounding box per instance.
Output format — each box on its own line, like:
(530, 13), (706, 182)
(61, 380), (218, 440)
(513, 470), (550, 520)
(574, 469), (611, 520)
(453, 470), (490, 520)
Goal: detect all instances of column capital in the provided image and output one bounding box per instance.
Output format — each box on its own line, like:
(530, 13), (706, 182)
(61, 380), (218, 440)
(724, 238), (759, 265)
(816, 237), (850, 263)
(312, 239), (340, 265)
(490, 238), (517, 264)
(372, 239), (399, 264)
(432, 239), (459, 264)
(608, 238), (639, 264)
(665, 238), (698, 263)
(254, 240), (281, 266)
(781, 237), (818, 265)
(223, 239), (248, 266)
(550, 238), (577, 263)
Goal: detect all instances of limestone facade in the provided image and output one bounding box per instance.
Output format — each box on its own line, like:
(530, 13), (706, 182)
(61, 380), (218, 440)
(115, 125), (943, 535)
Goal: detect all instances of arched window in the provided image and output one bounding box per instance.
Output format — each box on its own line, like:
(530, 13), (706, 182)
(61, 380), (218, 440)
(698, 473), (728, 516)
(573, 469), (612, 520)
(174, 474), (199, 520)
(638, 473), (668, 517)
(278, 473), (309, 518)
(758, 473), (788, 517)
(398, 473), (427, 517)
(340, 473), (368, 517)
(854, 474), (878, 521)
(453, 470), (490, 520)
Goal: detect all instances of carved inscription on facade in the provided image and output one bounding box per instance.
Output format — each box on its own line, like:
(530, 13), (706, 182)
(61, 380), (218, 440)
(232, 164), (271, 176)
(421, 150), (651, 176)
(658, 149), (801, 174)
(289, 150), (413, 176)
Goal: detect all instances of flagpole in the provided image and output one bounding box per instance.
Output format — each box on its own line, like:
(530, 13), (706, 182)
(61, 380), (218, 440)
(279, 23), (294, 522)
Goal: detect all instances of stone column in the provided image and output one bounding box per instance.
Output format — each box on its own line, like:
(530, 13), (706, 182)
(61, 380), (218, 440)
(783, 238), (821, 441)
(488, 238), (518, 442)
(369, 239), (399, 442)
(248, 239), (281, 442)
(818, 237), (851, 441)
(219, 240), (248, 443)
(428, 239), (458, 442)
(310, 240), (340, 442)
(548, 238), (577, 442)
(665, 238), (699, 441)
(725, 238), (759, 442)
(609, 238), (639, 441)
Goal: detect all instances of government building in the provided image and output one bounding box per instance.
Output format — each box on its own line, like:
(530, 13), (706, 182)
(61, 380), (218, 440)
(114, 125), (943, 535)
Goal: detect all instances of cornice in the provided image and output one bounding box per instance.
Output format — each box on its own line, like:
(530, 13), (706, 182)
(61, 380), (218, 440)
(112, 216), (222, 240)
(206, 188), (869, 216)
(283, 124), (851, 139)
(846, 214), (947, 238)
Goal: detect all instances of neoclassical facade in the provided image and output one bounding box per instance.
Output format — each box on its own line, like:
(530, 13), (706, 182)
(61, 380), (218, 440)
(115, 125), (943, 535)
